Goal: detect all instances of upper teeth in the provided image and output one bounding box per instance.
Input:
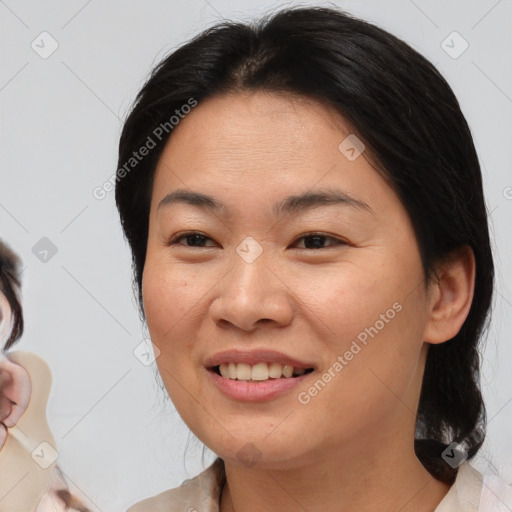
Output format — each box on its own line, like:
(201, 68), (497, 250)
(218, 362), (307, 381)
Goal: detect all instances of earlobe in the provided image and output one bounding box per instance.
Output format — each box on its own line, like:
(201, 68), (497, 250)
(423, 246), (476, 345)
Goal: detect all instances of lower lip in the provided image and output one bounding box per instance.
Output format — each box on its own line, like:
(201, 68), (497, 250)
(207, 368), (313, 402)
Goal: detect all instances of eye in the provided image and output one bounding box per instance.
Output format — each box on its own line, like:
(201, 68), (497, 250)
(167, 231), (346, 249)
(291, 233), (346, 250)
(167, 231), (217, 248)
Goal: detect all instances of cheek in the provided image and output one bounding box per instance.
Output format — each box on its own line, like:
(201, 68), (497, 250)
(141, 262), (210, 398)
(142, 262), (201, 343)
(290, 257), (427, 406)
(287, 261), (396, 344)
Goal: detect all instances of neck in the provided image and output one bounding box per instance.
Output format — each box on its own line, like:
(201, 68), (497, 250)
(219, 425), (450, 512)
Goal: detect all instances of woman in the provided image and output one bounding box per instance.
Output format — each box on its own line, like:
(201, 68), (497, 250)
(114, 5), (511, 511)
(2, 4), (509, 511)
(0, 239), (90, 511)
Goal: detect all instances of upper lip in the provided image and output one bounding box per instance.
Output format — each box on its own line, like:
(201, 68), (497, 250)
(204, 349), (315, 370)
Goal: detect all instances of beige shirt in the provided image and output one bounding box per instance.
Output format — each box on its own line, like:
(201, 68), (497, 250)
(126, 457), (512, 512)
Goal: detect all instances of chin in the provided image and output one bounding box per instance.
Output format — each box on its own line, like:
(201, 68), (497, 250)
(197, 424), (312, 469)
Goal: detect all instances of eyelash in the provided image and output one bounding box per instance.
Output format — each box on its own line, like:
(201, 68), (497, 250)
(167, 231), (347, 250)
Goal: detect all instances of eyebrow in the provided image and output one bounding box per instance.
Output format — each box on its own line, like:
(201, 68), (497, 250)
(157, 187), (374, 217)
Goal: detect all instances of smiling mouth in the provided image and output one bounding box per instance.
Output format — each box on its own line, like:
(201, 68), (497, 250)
(210, 362), (315, 382)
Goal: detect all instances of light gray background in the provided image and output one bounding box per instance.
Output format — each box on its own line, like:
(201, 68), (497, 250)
(1, 1), (511, 510)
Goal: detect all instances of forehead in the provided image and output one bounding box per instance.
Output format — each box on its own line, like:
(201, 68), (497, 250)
(155, 91), (354, 173)
(160, 90), (350, 157)
(150, 90), (393, 217)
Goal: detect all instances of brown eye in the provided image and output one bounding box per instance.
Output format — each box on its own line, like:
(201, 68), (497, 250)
(292, 233), (346, 250)
(168, 232), (217, 247)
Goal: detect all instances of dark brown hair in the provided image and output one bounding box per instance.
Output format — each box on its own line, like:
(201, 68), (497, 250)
(0, 239), (24, 351)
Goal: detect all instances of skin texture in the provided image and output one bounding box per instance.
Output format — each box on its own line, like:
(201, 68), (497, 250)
(142, 91), (476, 511)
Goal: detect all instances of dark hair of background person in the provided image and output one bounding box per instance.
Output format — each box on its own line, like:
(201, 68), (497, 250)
(114, 5), (495, 484)
(0, 239), (24, 351)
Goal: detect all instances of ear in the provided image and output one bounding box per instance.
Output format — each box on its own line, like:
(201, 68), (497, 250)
(423, 245), (476, 345)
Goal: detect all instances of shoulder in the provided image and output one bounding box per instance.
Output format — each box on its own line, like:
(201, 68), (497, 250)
(479, 470), (512, 511)
(126, 458), (225, 512)
(437, 461), (512, 512)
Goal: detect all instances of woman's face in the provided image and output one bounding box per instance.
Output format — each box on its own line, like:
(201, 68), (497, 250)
(143, 90), (435, 468)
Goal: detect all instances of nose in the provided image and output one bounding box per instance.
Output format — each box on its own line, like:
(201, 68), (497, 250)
(209, 253), (294, 333)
